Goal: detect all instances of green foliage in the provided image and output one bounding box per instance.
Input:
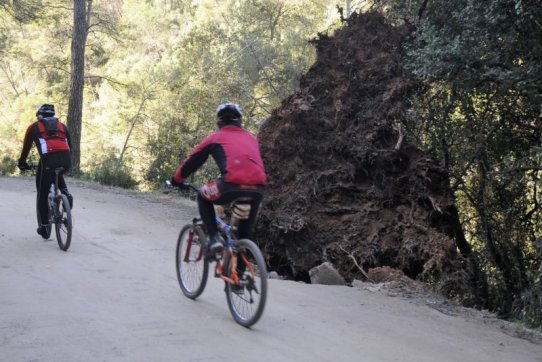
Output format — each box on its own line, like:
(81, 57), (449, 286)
(513, 268), (542, 329)
(86, 153), (138, 189)
(0, 0), (42, 23)
(0, 155), (16, 175)
(399, 0), (542, 326)
(1, 0), (343, 189)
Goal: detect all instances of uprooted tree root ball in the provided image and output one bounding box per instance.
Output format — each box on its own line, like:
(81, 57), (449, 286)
(255, 12), (470, 292)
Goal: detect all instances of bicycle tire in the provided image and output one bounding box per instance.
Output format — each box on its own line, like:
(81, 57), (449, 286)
(224, 238), (268, 327)
(176, 224), (209, 299)
(55, 194), (72, 251)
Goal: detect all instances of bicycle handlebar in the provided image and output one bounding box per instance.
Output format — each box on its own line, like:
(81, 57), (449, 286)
(165, 180), (198, 192)
(20, 164), (38, 171)
(21, 164), (64, 174)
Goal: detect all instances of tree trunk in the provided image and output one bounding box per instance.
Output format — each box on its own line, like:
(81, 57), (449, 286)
(67, 0), (91, 173)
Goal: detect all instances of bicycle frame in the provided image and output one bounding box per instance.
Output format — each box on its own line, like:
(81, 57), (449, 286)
(215, 215), (259, 287)
(49, 168), (64, 221)
(51, 170), (60, 206)
(183, 214), (257, 287)
(214, 215), (240, 284)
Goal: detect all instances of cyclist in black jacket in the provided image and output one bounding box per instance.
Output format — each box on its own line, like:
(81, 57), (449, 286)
(18, 104), (73, 238)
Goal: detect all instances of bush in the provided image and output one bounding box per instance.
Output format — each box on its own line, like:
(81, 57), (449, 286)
(513, 265), (542, 330)
(88, 156), (138, 189)
(0, 155), (16, 176)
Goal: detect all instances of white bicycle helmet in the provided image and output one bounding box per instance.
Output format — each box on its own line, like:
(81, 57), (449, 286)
(216, 102), (243, 122)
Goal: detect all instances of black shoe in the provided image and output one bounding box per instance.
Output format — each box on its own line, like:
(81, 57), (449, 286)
(37, 224), (50, 239)
(205, 236), (224, 260)
(61, 189), (73, 209)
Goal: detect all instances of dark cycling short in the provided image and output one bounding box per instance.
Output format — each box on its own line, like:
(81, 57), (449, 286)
(199, 179), (264, 204)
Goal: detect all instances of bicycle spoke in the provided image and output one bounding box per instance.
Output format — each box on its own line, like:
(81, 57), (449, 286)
(55, 194), (72, 251)
(176, 225), (208, 299)
(225, 239), (267, 327)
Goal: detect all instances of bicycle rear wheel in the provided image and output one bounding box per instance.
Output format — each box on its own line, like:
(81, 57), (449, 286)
(176, 224), (209, 299)
(55, 194), (72, 251)
(224, 239), (268, 327)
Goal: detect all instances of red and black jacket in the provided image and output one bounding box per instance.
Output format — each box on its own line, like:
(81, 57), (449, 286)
(174, 125), (266, 185)
(19, 117), (72, 161)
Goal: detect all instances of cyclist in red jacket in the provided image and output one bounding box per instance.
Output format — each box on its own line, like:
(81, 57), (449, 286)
(18, 104), (73, 238)
(171, 103), (267, 259)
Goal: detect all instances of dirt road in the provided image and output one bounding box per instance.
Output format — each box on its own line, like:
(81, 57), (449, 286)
(1, 176), (541, 362)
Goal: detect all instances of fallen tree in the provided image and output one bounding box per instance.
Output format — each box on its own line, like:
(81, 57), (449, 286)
(255, 12), (469, 294)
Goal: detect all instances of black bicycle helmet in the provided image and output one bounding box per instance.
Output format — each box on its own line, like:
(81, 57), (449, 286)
(216, 102), (242, 123)
(36, 104), (55, 117)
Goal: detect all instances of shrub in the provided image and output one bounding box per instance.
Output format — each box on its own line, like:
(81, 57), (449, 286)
(0, 155), (16, 176)
(513, 264), (542, 330)
(88, 156), (138, 189)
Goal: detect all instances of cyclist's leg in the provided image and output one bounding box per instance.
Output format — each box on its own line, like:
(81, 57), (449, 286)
(35, 161), (53, 236)
(237, 194), (263, 240)
(60, 181), (73, 208)
(198, 180), (253, 255)
(208, 183), (264, 239)
(236, 192), (263, 274)
(199, 181), (264, 254)
(197, 192), (219, 239)
(197, 180), (224, 256)
(52, 151), (73, 208)
(210, 184), (264, 274)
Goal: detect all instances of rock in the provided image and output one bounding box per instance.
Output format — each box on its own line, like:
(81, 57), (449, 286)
(309, 262), (345, 285)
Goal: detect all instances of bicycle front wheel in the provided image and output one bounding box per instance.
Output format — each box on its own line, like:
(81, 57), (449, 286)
(176, 224), (209, 299)
(225, 239), (268, 328)
(55, 194), (72, 251)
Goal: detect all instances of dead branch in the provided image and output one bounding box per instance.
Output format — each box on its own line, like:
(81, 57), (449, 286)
(394, 126), (405, 150)
(338, 244), (373, 282)
(428, 196), (443, 213)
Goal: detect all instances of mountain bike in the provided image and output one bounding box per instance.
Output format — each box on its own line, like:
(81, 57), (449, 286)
(167, 181), (268, 328)
(28, 164), (72, 251)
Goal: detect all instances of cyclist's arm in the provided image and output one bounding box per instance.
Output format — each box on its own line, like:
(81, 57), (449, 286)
(19, 123), (34, 163)
(173, 137), (213, 183)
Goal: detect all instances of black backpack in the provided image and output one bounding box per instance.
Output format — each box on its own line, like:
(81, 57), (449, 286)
(37, 116), (62, 139)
